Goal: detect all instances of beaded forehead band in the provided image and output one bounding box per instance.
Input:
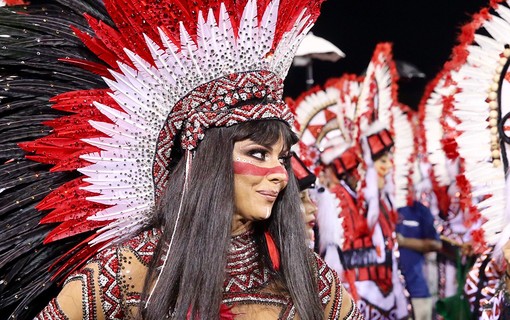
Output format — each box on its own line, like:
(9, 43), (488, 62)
(154, 70), (292, 197)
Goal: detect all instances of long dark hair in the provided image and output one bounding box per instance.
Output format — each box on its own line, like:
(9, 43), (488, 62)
(142, 120), (323, 319)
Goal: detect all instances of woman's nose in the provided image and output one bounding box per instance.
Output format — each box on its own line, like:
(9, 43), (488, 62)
(266, 161), (288, 184)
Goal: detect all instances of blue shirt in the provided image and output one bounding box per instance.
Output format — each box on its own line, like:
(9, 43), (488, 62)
(396, 201), (439, 298)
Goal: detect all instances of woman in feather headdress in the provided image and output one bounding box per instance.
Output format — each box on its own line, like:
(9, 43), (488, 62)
(0, 0), (361, 319)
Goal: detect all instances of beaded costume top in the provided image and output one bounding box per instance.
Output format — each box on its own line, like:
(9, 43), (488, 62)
(36, 229), (362, 319)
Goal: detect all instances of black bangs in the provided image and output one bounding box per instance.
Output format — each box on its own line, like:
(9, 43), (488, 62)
(231, 120), (298, 151)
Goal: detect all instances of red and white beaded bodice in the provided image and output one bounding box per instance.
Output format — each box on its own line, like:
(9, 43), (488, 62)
(36, 229), (356, 319)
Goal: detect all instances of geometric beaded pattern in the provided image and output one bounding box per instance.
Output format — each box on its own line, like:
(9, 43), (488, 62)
(465, 251), (503, 317)
(154, 70), (291, 197)
(343, 303), (363, 320)
(314, 252), (334, 306)
(35, 299), (71, 320)
(96, 248), (123, 320)
(96, 229), (161, 319)
(62, 268), (97, 320)
(221, 235), (345, 319)
(38, 230), (346, 319)
(224, 231), (272, 293)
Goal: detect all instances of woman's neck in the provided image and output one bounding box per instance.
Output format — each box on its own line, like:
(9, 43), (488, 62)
(231, 216), (253, 236)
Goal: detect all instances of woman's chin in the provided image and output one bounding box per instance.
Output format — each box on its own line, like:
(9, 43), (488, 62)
(249, 211), (273, 221)
(307, 230), (314, 242)
(257, 212), (272, 220)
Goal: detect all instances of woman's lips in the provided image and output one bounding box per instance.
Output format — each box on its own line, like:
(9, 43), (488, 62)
(257, 190), (278, 202)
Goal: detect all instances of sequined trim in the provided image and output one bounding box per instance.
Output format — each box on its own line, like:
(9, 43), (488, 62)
(92, 229), (160, 320)
(40, 230), (343, 319)
(222, 232), (299, 318)
(154, 70), (291, 197)
(35, 299), (70, 320)
(222, 292), (295, 319)
(315, 252), (334, 306)
(63, 268), (96, 320)
(326, 273), (342, 319)
(225, 231), (271, 292)
(343, 301), (363, 320)
(121, 229), (160, 266)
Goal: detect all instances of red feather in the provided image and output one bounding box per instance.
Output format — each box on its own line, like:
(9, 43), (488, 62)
(15, 0), (327, 286)
(44, 219), (110, 243)
(50, 89), (119, 115)
(74, 0), (327, 70)
(59, 58), (112, 78)
(4, 0), (28, 5)
(71, 25), (120, 69)
(264, 231), (280, 271)
(37, 178), (89, 210)
(51, 235), (108, 281)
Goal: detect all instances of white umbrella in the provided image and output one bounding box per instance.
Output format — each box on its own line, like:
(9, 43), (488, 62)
(295, 33), (345, 63)
(293, 33), (345, 88)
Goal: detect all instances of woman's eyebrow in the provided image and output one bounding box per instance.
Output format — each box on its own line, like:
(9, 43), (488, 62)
(252, 142), (274, 150)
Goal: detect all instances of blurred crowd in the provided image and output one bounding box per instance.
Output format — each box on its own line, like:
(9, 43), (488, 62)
(289, 3), (510, 318)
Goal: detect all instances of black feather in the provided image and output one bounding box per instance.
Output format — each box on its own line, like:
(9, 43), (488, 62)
(0, 0), (109, 318)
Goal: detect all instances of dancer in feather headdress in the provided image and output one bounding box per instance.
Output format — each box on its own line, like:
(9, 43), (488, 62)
(290, 43), (410, 320)
(0, 0), (362, 319)
(348, 43), (410, 320)
(441, 0), (510, 318)
(417, 0), (510, 318)
(290, 150), (319, 249)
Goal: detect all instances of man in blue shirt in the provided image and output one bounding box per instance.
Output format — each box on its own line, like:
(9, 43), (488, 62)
(397, 201), (442, 320)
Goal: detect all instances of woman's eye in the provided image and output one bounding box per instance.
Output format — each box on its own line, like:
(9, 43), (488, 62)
(279, 154), (291, 165)
(249, 150), (267, 160)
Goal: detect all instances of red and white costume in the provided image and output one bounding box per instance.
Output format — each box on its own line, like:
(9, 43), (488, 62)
(36, 229), (360, 320)
(419, 1), (510, 318)
(290, 43), (411, 319)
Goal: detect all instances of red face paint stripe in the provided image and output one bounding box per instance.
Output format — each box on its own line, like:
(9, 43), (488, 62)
(233, 161), (288, 181)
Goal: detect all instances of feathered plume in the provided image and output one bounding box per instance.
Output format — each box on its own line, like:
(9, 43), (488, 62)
(0, 0), (326, 317)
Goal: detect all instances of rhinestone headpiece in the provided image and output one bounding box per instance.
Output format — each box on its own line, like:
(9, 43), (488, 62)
(23, 0), (325, 255)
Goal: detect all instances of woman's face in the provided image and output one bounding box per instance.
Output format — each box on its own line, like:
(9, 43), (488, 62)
(300, 189), (317, 241)
(322, 166), (340, 189)
(374, 153), (393, 189)
(232, 137), (289, 225)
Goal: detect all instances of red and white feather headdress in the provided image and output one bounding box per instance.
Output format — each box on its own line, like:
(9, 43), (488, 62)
(0, 0), (328, 316)
(418, 71), (458, 190)
(442, 0), (510, 254)
(288, 75), (362, 175)
(455, 0), (510, 253)
(287, 83), (350, 258)
(418, 65), (464, 223)
(354, 43), (400, 228)
(14, 0), (325, 275)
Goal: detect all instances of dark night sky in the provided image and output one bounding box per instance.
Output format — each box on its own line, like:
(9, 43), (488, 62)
(284, 0), (491, 109)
